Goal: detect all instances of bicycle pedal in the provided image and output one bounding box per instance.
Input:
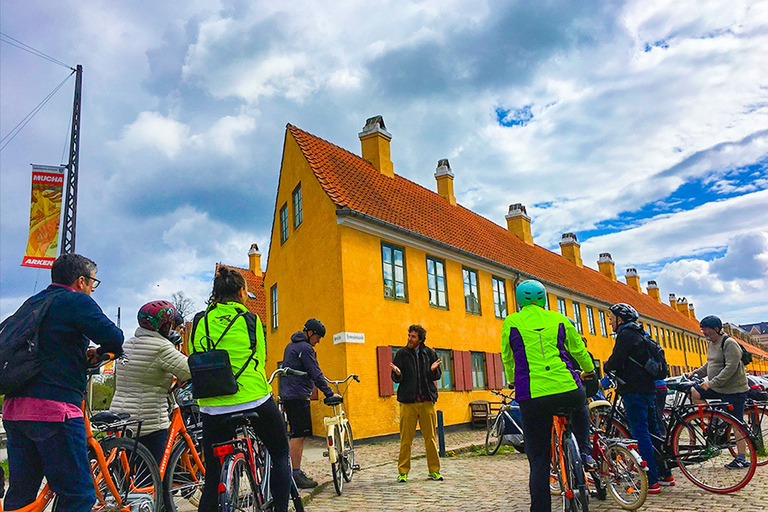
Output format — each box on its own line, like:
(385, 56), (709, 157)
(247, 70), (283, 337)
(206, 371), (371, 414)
(322, 451), (329, 458)
(352, 464), (361, 470)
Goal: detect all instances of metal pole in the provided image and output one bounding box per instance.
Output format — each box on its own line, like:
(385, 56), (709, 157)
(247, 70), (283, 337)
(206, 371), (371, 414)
(61, 64), (82, 255)
(437, 409), (446, 457)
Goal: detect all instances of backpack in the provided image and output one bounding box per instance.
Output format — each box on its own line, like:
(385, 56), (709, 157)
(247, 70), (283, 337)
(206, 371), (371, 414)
(629, 332), (669, 380)
(722, 337), (752, 367)
(0, 290), (62, 395)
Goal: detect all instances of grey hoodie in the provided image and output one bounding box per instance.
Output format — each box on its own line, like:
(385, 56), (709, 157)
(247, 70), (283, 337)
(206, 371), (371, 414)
(691, 335), (749, 394)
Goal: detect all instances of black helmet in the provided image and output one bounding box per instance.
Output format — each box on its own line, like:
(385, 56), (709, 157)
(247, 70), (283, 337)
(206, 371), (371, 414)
(700, 315), (722, 330)
(609, 303), (639, 322)
(304, 318), (326, 337)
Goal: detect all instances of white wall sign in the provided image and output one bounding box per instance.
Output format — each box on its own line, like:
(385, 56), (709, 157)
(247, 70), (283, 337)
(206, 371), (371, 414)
(333, 332), (365, 344)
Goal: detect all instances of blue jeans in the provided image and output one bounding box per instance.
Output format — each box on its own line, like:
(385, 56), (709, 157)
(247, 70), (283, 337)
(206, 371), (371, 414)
(623, 392), (662, 485)
(3, 418), (95, 512)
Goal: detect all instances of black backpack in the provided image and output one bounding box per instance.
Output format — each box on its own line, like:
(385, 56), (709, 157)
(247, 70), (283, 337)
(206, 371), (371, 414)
(0, 289), (62, 395)
(723, 337), (752, 367)
(629, 332), (669, 380)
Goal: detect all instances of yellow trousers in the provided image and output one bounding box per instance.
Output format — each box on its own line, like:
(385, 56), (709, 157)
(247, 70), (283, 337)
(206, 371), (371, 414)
(398, 401), (440, 474)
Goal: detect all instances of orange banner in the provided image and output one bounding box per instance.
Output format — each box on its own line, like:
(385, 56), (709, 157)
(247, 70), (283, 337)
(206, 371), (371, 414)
(22, 165), (65, 268)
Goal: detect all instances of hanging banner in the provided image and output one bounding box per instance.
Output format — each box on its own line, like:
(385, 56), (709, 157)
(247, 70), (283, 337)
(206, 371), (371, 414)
(22, 165), (66, 268)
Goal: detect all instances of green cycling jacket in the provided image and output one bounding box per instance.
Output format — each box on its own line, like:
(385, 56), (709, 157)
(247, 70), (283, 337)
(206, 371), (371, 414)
(189, 302), (271, 407)
(501, 305), (594, 401)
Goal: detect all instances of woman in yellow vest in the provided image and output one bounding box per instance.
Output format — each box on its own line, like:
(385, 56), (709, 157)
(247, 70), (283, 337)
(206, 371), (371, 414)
(189, 266), (290, 512)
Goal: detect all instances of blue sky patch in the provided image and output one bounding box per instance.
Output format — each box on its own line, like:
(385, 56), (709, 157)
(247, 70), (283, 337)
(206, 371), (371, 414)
(496, 105), (534, 127)
(644, 40), (669, 52)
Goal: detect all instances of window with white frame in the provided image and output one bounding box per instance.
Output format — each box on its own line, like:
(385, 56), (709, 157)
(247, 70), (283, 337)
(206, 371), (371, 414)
(426, 256), (447, 308)
(492, 276), (507, 318)
(586, 306), (596, 335)
(572, 302), (583, 334)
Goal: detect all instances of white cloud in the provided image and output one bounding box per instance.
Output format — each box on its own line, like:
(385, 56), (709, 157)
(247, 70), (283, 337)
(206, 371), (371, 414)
(115, 111), (191, 158)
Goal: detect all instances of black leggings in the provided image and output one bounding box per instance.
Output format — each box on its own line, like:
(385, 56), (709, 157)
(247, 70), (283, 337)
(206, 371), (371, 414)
(519, 387), (587, 512)
(198, 397), (291, 512)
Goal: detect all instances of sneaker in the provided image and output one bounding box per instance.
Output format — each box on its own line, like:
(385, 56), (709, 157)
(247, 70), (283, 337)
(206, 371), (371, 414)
(427, 472), (444, 481)
(582, 454), (597, 471)
(659, 476), (675, 486)
(293, 471), (318, 489)
(648, 483), (661, 495)
(725, 457), (750, 470)
(397, 473), (408, 483)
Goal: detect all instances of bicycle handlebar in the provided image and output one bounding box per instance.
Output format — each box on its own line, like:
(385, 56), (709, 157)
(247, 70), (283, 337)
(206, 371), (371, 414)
(268, 366), (307, 384)
(325, 374), (360, 385)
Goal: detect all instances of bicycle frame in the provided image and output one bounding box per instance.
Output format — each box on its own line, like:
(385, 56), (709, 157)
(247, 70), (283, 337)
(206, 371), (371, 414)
(323, 374), (358, 465)
(158, 405), (205, 479)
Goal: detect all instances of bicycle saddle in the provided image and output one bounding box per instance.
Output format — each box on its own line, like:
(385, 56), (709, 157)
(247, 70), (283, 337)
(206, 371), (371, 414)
(552, 407), (575, 418)
(228, 411), (260, 424)
(324, 396), (343, 406)
(90, 411), (130, 426)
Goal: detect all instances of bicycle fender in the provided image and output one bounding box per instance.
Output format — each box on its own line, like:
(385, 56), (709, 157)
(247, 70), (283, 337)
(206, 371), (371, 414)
(589, 400), (612, 411)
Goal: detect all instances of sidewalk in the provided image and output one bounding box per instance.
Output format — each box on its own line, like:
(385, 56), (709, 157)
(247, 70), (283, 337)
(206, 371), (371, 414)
(297, 428), (489, 499)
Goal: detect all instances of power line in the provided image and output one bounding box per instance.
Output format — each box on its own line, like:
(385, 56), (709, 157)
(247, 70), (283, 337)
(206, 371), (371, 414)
(0, 70), (75, 153)
(0, 32), (73, 70)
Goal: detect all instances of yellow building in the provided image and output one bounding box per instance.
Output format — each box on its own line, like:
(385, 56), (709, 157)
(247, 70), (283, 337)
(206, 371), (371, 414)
(263, 116), (768, 439)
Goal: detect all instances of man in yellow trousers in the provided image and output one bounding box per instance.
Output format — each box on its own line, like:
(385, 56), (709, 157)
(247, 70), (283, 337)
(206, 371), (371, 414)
(390, 324), (443, 483)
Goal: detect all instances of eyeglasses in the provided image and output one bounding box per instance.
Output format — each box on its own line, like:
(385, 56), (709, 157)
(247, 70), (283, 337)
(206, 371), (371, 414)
(82, 275), (101, 289)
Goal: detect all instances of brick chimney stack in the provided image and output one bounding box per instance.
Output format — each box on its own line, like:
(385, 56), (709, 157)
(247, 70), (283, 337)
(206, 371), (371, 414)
(647, 281), (661, 302)
(359, 116), (394, 177)
(434, 159), (456, 205)
(248, 243), (262, 277)
(559, 233), (583, 267)
(598, 253), (617, 282)
(506, 204), (533, 246)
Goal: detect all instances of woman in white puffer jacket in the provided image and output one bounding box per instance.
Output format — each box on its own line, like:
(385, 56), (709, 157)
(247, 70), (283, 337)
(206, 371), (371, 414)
(111, 300), (191, 463)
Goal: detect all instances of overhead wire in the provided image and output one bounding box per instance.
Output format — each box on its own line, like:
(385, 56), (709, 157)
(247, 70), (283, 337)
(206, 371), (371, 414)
(0, 32), (74, 70)
(0, 70), (75, 153)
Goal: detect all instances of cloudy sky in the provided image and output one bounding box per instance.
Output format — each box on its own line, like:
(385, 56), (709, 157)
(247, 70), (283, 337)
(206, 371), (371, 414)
(1, 0), (767, 335)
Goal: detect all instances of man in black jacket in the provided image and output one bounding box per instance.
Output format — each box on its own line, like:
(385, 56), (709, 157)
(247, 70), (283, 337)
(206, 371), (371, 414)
(604, 303), (670, 494)
(390, 324), (442, 483)
(280, 318), (338, 488)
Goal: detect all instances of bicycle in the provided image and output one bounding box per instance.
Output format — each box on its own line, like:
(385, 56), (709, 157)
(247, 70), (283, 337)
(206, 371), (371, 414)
(160, 381), (206, 512)
(743, 398), (768, 466)
(587, 374), (648, 510)
(485, 389), (524, 455)
(597, 374), (757, 494)
(0, 353), (163, 512)
(214, 367), (307, 512)
(550, 407), (589, 512)
(322, 374), (360, 495)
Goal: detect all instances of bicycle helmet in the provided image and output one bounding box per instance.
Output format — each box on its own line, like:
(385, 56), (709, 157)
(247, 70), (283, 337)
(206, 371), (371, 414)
(609, 303), (639, 323)
(137, 300), (177, 332)
(699, 315), (722, 331)
(304, 318), (326, 337)
(515, 280), (546, 308)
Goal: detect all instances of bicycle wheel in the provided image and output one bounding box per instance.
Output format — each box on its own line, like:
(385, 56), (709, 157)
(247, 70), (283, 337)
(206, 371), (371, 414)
(341, 422), (355, 482)
(96, 437), (162, 512)
(164, 437), (205, 512)
(485, 414), (504, 456)
(672, 409), (756, 493)
(746, 404), (768, 466)
(220, 452), (258, 512)
(564, 434), (589, 512)
(331, 426), (344, 495)
(601, 444), (647, 510)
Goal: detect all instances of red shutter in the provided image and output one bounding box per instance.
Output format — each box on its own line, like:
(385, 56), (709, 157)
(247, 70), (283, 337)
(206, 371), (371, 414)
(310, 386), (319, 400)
(494, 353), (504, 390)
(485, 352), (496, 390)
(377, 346), (394, 397)
(453, 349), (465, 391)
(463, 351), (474, 391)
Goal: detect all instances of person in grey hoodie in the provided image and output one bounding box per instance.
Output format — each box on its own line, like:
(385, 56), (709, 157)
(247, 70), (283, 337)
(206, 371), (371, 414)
(280, 318), (339, 488)
(686, 315), (750, 469)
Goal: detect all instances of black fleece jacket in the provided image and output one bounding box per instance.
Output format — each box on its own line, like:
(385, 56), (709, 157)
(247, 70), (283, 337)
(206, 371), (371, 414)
(391, 343), (442, 404)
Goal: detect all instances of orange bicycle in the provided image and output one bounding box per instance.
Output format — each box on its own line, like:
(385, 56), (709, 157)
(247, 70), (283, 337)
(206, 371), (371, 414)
(0, 354), (162, 512)
(550, 409), (589, 512)
(160, 381), (205, 512)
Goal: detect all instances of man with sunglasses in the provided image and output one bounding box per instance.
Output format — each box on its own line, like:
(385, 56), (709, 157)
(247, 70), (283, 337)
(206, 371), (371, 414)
(2, 253), (123, 511)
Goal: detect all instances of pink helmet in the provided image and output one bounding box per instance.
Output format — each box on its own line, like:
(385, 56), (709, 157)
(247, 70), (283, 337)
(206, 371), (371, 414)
(137, 300), (177, 332)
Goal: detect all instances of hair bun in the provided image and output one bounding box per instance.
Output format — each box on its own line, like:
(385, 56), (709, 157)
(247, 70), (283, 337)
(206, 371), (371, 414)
(218, 266), (230, 277)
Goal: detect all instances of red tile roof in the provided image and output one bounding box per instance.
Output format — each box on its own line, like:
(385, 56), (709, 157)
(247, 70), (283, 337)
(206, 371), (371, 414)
(284, 124), (723, 338)
(215, 263), (267, 322)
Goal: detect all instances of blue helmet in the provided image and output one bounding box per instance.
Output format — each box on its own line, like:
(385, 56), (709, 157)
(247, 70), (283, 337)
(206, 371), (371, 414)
(516, 280), (546, 308)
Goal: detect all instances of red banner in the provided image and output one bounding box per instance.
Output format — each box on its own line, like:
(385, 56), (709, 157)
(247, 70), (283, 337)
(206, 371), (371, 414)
(22, 165), (65, 268)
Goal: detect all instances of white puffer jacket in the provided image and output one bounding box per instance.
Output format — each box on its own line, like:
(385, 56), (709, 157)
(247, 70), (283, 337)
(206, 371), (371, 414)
(111, 327), (192, 434)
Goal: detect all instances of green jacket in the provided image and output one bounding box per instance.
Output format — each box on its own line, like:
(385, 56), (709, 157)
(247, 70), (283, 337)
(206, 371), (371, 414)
(501, 305), (594, 401)
(189, 302), (271, 407)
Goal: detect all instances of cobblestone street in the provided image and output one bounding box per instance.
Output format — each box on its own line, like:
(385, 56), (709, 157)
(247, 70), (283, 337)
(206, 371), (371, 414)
(301, 430), (768, 512)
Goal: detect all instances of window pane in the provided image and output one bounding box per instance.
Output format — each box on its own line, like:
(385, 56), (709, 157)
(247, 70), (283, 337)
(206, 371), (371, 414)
(293, 185), (303, 228)
(573, 302), (583, 334)
(599, 310), (607, 337)
(382, 246), (392, 264)
(270, 285), (278, 330)
(471, 352), (486, 389)
(586, 306), (596, 335)
(436, 349), (452, 391)
(557, 297), (566, 316)
(279, 205), (288, 244)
